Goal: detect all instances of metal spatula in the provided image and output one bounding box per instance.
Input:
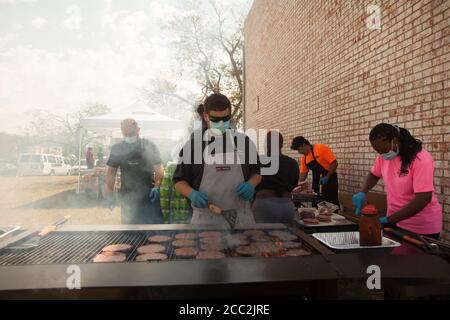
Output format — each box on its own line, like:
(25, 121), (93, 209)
(208, 204), (237, 230)
(7, 216), (70, 250)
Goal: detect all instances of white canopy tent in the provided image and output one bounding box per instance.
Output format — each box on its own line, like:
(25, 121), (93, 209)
(77, 110), (187, 193)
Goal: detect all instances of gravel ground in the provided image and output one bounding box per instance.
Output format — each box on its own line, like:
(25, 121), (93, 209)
(0, 176), (120, 229)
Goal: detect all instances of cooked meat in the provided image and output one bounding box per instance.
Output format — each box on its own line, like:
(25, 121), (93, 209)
(280, 241), (302, 249)
(317, 201), (339, 215)
(136, 244), (165, 254)
(254, 242), (282, 255)
(175, 233), (198, 240)
(235, 244), (259, 256)
(268, 231), (299, 241)
(303, 218), (320, 225)
(298, 208), (318, 219)
(135, 253), (168, 262)
(251, 234), (271, 242)
(285, 249), (311, 256)
(243, 230), (266, 237)
(172, 239), (196, 248)
(200, 243), (226, 251)
(196, 251), (226, 260)
(225, 233), (248, 241)
(93, 251), (126, 263)
(101, 244), (132, 253)
(148, 235), (172, 243)
(199, 231), (223, 238)
(208, 204), (222, 215)
(317, 214), (332, 222)
(200, 237), (223, 245)
(175, 247), (199, 258)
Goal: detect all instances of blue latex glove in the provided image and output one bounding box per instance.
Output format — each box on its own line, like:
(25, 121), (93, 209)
(188, 190), (209, 208)
(149, 187), (160, 204)
(320, 176), (329, 185)
(106, 197), (115, 211)
(352, 192), (366, 216)
(236, 182), (255, 201)
(379, 216), (389, 225)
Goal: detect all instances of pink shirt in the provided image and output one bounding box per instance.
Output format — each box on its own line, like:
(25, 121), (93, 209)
(370, 150), (442, 235)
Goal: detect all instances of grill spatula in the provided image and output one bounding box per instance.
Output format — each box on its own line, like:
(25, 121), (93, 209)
(7, 216), (70, 250)
(208, 204), (237, 230)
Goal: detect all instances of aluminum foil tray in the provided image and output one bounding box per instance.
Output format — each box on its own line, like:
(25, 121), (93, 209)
(312, 231), (401, 250)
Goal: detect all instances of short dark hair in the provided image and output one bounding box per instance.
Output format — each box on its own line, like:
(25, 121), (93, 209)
(196, 104), (204, 117)
(203, 93), (231, 113)
(290, 136), (311, 150)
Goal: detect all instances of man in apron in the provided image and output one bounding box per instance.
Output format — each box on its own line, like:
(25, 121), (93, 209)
(291, 136), (340, 206)
(173, 93), (261, 228)
(104, 118), (165, 224)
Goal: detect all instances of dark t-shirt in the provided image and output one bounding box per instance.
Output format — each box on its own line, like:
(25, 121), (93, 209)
(107, 139), (162, 198)
(256, 154), (299, 194)
(172, 129), (261, 190)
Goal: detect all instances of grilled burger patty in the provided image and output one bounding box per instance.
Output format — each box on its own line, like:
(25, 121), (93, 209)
(254, 242), (282, 255)
(235, 244), (259, 256)
(200, 237), (223, 245)
(280, 241), (302, 249)
(175, 247), (199, 258)
(251, 235), (271, 242)
(135, 253), (168, 262)
(317, 214), (332, 222)
(226, 238), (250, 247)
(243, 230), (266, 237)
(136, 244), (165, 254)
(268, 231), (299, 241)
(303, 218), (320, 225)
(196, 251), (226, 260)
(172, 239), (196, 248)
(101, 244), (132, 253)
(175, 233), (198, 240)
(148, 235), (172, 243)
(93, 251), (126, 263)
(200, 243), (226, 251)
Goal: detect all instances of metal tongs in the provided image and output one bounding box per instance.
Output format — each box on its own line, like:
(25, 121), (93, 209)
(208, 203), (237, 230)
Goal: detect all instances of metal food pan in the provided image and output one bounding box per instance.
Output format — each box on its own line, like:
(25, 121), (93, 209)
(312, 231), (401, 251)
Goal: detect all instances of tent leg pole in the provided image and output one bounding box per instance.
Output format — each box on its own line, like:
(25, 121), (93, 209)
(77, 128), (82, 194)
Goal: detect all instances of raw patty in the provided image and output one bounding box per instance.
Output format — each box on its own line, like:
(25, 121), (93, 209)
(148, 235), (172, 243)
(136, 244), (165, 254)
(285, 249), (311, 256)
(172, 239), (196, 248)
(135, 253), (168, 262)
(93, 251), (126, 263)
(175, 247), (199, 258)
(196, 251), (226, 260)
(200, 237), (223, 245)
(175, 233), (198, 240)
(101, 244), (132, 253)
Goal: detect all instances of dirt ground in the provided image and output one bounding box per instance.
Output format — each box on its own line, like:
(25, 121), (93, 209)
(0, 176), (121, 229)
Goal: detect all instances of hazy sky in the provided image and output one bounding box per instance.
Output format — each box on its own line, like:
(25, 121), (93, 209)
(0, 0), (252, 134)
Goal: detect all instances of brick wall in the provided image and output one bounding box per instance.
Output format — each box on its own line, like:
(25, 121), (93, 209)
(244, 0), (450, 240)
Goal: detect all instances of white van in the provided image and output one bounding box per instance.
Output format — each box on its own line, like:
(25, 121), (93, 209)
(17, 154), (71, 176)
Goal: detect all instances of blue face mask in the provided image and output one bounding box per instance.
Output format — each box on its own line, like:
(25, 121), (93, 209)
(210, 120), (230, 135)
(381, 140), (399, 160)
(124, 136), (138, 144)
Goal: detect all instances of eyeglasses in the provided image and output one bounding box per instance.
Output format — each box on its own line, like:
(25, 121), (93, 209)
(208, 115), (231, 123)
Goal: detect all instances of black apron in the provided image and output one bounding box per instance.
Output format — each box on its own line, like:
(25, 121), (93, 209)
(306, 145), (339, 206)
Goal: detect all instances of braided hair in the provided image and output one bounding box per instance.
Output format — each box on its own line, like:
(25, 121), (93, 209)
(369, 123), (422, 176)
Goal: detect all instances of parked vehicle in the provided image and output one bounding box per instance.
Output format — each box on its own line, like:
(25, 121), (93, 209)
(17, 154), (71, 176)
(70, 159), (89, 175)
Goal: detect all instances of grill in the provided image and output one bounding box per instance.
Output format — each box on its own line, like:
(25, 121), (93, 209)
(0, 228), (316, 266)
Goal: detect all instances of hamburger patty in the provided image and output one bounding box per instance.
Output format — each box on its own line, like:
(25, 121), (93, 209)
(200, 243), (226, 251)
(243, 230), (266, 237)
(200, 237), (223, 245)
(226, 238), (249, 248)
(235, 244), (259, 256)
(317, 214), (332, 222)
(135, 253), (168, 262)
(251, 235), (271, 242)
(280, 241), (302, 249)
(101, 244), (132, 253)
(136, 244), (165, 254)
(148, 235), (172, 243)
(172, 239), (196, 248)
(196, 251), (226, 260)
(269, 231), (299, 241)
(285, 249), (311, 256)
(175, 247), (199, 258)
(175, 233), (198, 240)
(254, 242), (282, 255)
(303, 218), (320, 225)
(93, 251), (126, 263)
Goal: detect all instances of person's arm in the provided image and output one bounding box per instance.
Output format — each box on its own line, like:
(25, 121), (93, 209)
(248, 174), (262, 188)
(153, 163), (164, 187)
(386, 192), (432, 222)
(104, 166), (117, 198)
(326, 160), (338, 178)
(298, 172), (308, 183)
(174, 180), (194, 198)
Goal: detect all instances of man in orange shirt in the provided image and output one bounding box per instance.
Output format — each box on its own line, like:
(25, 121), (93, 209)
(291, 136), (339, 205)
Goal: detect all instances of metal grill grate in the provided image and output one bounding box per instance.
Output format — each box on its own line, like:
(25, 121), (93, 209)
(0, 229), (314, 266)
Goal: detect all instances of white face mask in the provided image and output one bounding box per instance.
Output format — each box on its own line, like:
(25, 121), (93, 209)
(124, 136), (138, 144)
(381, 140), (399, 160)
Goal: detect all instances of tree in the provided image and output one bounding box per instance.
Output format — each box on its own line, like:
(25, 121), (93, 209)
(28, 102), (111, 156)
(144, 0), (251, 127)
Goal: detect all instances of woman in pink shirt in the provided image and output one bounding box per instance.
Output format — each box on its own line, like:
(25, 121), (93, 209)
(352, 123), (442, 239)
